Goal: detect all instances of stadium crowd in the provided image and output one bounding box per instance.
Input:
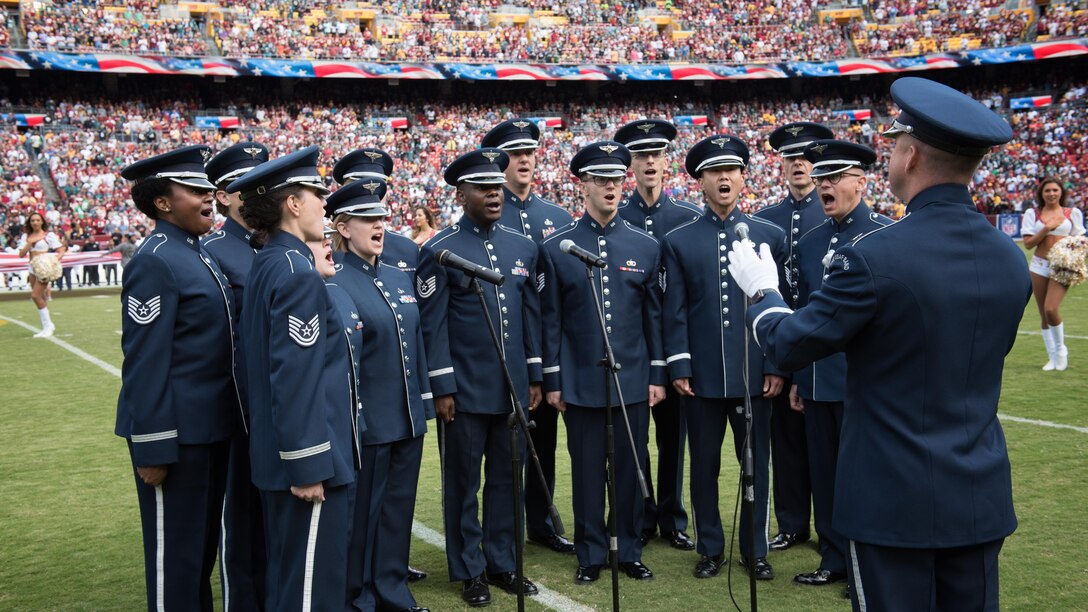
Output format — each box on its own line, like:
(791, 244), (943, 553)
(2, 0), (1057, 62)
(3, 81), (1085, 251)
(1037, 2), (1088, 39)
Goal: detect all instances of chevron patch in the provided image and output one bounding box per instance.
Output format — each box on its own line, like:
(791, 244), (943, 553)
(127, 296), (161, 325)
(288, 314), (321, 347)
(416, 275), (437, 299)
(537, 272), (546, 293)
(659, 270), (667, 292)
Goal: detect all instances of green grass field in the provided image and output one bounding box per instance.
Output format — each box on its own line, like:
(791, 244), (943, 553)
(1, 264), (1086, 611)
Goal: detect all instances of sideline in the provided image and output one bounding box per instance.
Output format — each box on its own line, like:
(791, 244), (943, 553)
(1, 312), (595, 612)
(1017, 330), (1088, 341)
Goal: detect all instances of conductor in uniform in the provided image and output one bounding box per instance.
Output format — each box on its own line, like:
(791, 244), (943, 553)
(116, 145), (241, 611)
(481, 119), (575, 555)
(754, 121), (834, 552)
(729, 77), (1028, 611)
(539, 141), (665, 583)
(202, 141), (269, 611)
(789, 140), (891, 588)
(660, 135), (786, 580)
(613, 119), (699, 550)
(417, 149), (544, 607)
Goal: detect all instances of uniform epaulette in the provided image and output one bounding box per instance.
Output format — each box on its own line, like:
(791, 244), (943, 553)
(663, 216), (700, 239)
(425, 224), (460, 249)
(284, 249), (314, 273)
(798, 218), (831, 242)
(623, 220), (660, 244)
(136, 233), (168, 255)
(541, 222), (577, 245)
(851, 216), (901, 245)
(673, 198), (701, 213)
(748, 215), (786, 234)
(497, 224), (537, 244)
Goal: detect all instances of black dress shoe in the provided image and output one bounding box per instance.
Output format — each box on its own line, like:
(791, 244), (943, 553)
(487, 572), (538, 596)
(739, 557), (774, 580)
(794, 568), (847, 586)
(768, 531), (810, 551)
(528, 533), (576, 554)
(664, 530), (695, 551)
(575, 565), (601, 583)
(462, 576), (491, 607)
(405, 607), (429, 612)
(639, 528), (657, 546)
(407, 566), (427, 582)
(619, 561), (654, 580)
(693, 554), (723, 579)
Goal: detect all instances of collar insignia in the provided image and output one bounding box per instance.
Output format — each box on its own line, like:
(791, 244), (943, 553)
(512, 120), (530, 130)
(637, 123), (655, 133)
(810, 144), (828, 155)
(243, 147), (263, 159)
(363, 151), (383, 161)
(482, 151), (501, 163)
(711, 137), (730, 148)
(599, 144), (620, 155)
(785, 126), (804, 137)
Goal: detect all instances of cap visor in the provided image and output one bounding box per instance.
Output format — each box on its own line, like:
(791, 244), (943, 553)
(341, 207), (390, 218)
(462, 177), (507, 185)
(169, 177), (216, 190)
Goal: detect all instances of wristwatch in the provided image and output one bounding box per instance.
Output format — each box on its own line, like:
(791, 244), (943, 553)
(750, 287), (782, 305)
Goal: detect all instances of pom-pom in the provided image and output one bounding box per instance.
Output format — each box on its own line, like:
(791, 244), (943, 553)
(29, 253), (63, 283)
(1048, 236), (1088, 288)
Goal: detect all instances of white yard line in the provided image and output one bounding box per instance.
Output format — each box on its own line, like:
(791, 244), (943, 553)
(2, 311), (596, 612)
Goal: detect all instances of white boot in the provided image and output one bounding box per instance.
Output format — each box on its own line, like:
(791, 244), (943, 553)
(1042, 327), (1056, 371)
(1054, 323), (1068, 371)
(33, 307), (55, 338)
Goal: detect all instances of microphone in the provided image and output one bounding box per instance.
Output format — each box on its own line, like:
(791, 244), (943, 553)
(560, 239), (606, 268)
(734, 222), (751, 243)
(435, 249), (505, 286)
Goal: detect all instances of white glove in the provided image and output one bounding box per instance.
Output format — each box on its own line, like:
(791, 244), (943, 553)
(727, 240), (780, 298)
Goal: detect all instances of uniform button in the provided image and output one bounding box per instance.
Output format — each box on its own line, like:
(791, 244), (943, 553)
(720, 256), (727, 262)
(823, 274), (830, 280)
(502, 306), (508, 313)
(793, 213), (800, 220)
(397, 314), (403, 321)
(601, 251), (608, 257)
(525, 224), (531, 230)
(599, 239), (606, 246)
(602, 276), (609, 283)
(723, 320), (731, 328)
(391, 303), (398, 309)
(400, 328), (406, 334)
(793, 293), (801, 301)
(792, 240), (798, 246)
(606, 326), (612, 334)
(490, 255), (498, 261)
(406, 370), (411, 377)
(402, 342), (408, 348)
(723, 295), (729, 302)
(503, 320), (509, 327)
(719, 245), (727, 251)
(792, 227), (799, 234)
(721, 282), (728, 288)
(487, 244), (494, 250)
(521, 212), (528, 218)
(604, 301), (611, 308)
(499, 293), (506, 300)
(722, 307), (729, 314)
(605, 314), (612, 321)
(646, 219), (654, 225)
(719, 232), (726, 239)
(831, 237), (839, 244)
(721, 269), (728, 275)
(404, 355), (410, 362)
(603, 288), (610, 296)
(376, 281), (384, 287)
(503, 333), (510, 340)
(384, 292), (391, 297)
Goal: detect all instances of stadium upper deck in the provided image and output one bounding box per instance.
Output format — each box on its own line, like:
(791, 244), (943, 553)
(1, 0), (1077, 63)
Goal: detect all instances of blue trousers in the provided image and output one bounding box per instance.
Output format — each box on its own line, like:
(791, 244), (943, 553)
(442, 412), (524, 581)
(686, 395), (771, 559)
(771, 387), (810, 534)
(804, 399), (847, 572)
(129, 441), (229, 612)
(641, 388), (689, 535)
(564, 402), (649, 567)
(348, 436), (425, 611)
(261, 484), (353, 612)
(220, 431), (266, 611)
(849, 539), (1004, 612)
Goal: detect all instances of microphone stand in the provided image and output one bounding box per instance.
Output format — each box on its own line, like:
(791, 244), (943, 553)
(581, 263), (652, 612)
(463, 273), (565, 612)
(739, 268), (758, 612)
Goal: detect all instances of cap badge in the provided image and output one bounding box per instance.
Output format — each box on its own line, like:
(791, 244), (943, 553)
(785, 126), (805, 137)
(810, 144), (828, 155)
(637, 123), (655, 133)
(362, 181), (381, 194)
(482, 151), (501, 163)
(512, 120), (530, 130)
(243, 147), (263, 159)
(363, 151), (383, 161)
(599, 144), (620, 155)
(200, 149), (213, 163)
(711, 137), (730, 149)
